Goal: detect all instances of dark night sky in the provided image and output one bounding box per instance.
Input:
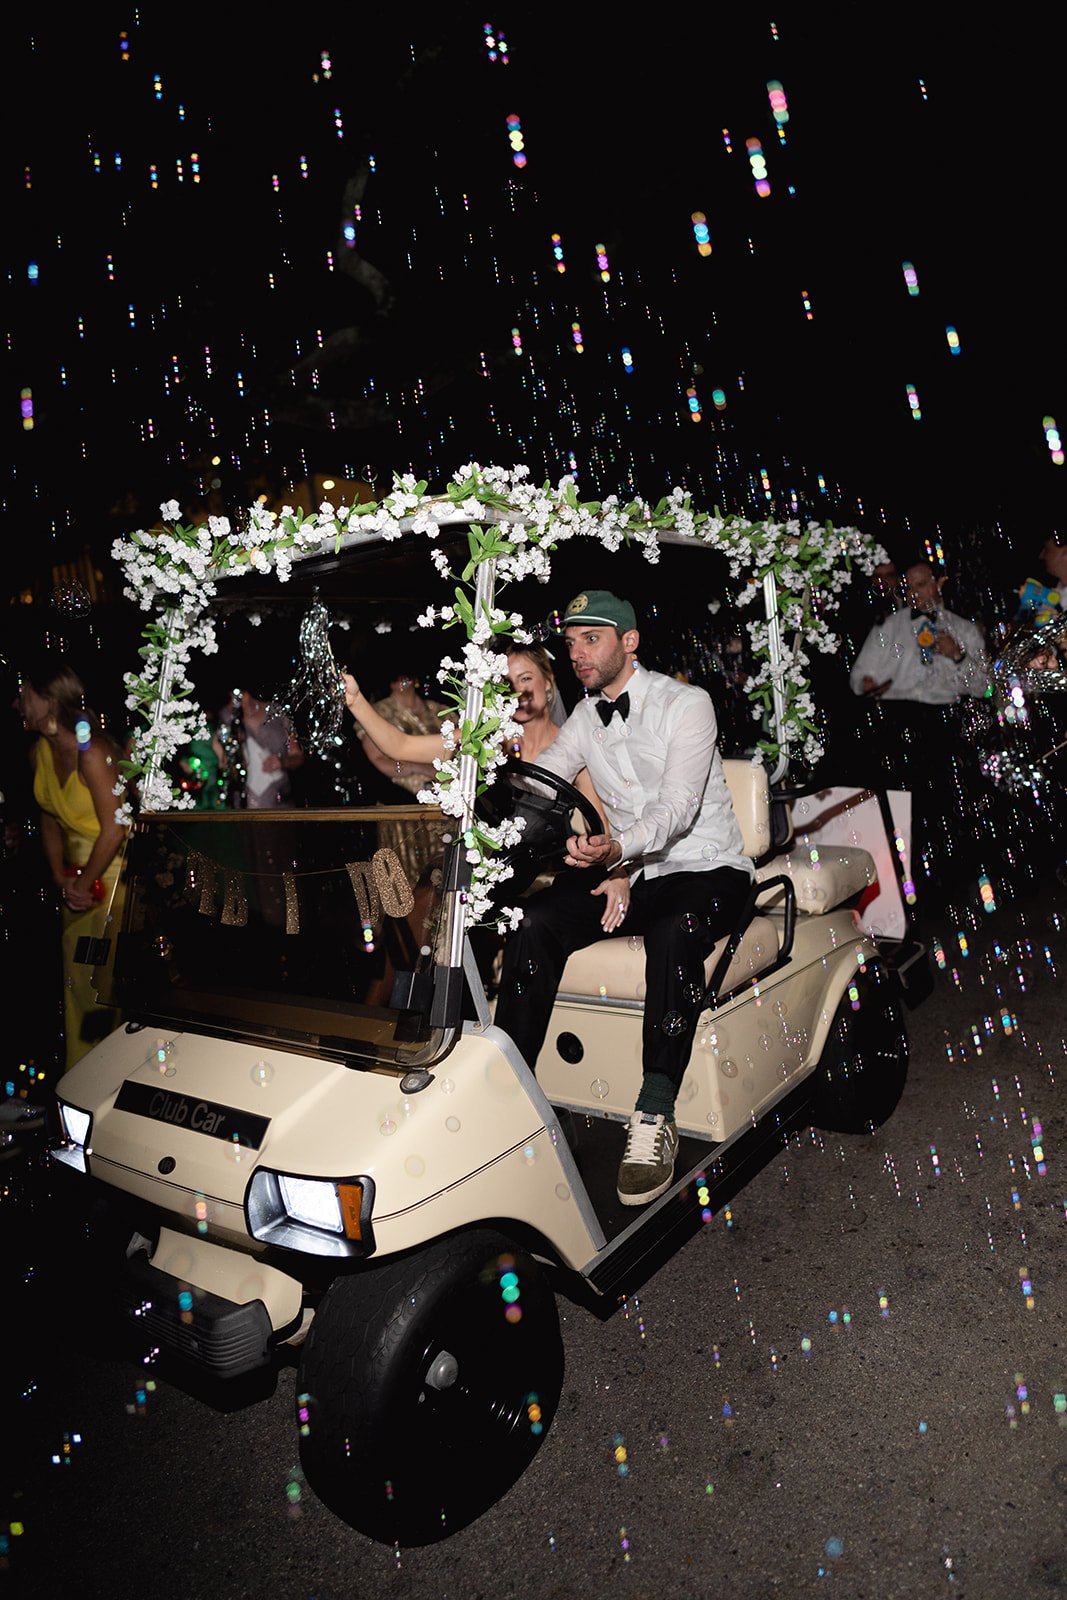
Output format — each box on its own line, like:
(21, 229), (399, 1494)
(2, 8), (1064, 614)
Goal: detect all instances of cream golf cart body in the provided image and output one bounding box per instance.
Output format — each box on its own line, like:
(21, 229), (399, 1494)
(50, 502), (915, 1543)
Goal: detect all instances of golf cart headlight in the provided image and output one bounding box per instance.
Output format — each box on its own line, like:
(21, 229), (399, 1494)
(246, 1169), (375, 1258)
(60, 1103), (92, 1147)
(278, 1175), (343, 1234)
(50, 1101), (93, 1174)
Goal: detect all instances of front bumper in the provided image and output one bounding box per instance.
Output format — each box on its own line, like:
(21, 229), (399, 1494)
(122, 1248), (275, 1378)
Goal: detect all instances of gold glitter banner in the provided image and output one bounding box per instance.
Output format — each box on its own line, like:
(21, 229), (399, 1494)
(187, 851), (218, 917)
(283, 871), (300, 935)
(221, 868), (248, 926)
(345, 849), (414, 929)
(184, 846), (413, 933)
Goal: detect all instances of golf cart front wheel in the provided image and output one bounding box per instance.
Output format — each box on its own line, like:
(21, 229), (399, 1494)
(296, 1228), (563, 1544)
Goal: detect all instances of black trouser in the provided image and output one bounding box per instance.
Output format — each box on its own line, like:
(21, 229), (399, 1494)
(494, 865), (752, 1088)
(851, 700), (999, 891)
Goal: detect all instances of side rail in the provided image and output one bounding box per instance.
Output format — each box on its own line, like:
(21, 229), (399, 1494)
(703, 872), (797, 1009)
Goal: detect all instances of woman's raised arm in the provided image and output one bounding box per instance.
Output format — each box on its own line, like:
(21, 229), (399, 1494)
(342, 673), (449, 765)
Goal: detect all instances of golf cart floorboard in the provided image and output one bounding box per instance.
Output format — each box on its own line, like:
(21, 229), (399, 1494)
(552, 1078), (813, 1299)
(555, 1107), (718, 1241)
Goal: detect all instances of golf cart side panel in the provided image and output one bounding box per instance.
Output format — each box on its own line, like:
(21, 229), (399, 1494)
(790, 918), (882, 1063)
(57, 1017), (604, 1271)
(364, 1127), (602, 1270)
(533, 912), (874, 1140)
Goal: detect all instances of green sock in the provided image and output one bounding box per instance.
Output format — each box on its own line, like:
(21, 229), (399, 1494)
(634, 1072), (677, 1119)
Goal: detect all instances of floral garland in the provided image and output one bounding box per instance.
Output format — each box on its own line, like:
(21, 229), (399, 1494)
(114, 463), (883, 928)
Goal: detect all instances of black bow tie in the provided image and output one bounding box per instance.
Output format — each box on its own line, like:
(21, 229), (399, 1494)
(597, 692), (630, 726)
(911, 609), (937, 623)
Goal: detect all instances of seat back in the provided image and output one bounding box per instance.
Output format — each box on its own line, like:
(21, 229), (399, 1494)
(721, 759), (771, 860)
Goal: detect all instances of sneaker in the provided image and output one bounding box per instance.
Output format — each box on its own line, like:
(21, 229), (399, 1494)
(617, 1112), (679, 1207)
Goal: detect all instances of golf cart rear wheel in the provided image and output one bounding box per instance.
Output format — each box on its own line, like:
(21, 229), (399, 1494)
(810, 967), (909, 1133)
(297, 1229), (563, 1544)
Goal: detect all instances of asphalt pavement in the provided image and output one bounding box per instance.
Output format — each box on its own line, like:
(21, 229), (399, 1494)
(2, 867), (1065, 1600)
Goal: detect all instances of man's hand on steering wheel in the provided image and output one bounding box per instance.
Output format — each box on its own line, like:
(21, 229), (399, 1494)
(491, 761), (603, 864)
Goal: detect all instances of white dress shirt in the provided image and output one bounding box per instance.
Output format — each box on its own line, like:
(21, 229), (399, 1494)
(536, 664), (752, 881)
(849, 607), (991, 705)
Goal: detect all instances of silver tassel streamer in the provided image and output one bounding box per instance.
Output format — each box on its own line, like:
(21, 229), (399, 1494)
(277, 593), (347, 758)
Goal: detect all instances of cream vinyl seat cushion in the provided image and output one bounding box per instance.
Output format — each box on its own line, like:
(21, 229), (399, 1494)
(755, 844), (876, 914)
(559, 915), (779, 1003)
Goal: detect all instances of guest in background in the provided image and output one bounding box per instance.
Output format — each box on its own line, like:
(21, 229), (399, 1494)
(176, 717), (226, 809)
(356, 660), (448, 799)
(850, 560), (991, 705)
(216, 688), (304, 808)
(848, 561), (992, 900)
(17, 655), (129, 1068)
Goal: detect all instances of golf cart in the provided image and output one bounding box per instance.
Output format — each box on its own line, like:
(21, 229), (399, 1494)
(49, 476), (915, 1544)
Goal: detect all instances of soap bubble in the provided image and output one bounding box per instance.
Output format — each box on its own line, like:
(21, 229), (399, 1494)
(52, 581), (91, 618)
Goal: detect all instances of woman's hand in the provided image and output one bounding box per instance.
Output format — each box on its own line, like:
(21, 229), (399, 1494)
(564, 831), (623, 869)
(341, 672), (362, 715)
(592, 870), (631, 932)
(63, 870), (99, 912)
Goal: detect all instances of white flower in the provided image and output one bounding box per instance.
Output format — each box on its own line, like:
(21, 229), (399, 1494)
(111, 464), (880, 816)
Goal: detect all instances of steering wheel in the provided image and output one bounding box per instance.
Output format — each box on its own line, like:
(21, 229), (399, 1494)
(479, 760), (603, 891)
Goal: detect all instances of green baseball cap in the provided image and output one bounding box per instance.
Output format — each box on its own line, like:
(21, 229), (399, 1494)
(558, 590), (637, 632)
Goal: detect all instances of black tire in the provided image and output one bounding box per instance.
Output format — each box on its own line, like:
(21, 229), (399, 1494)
(809, 966), (909, 1133)
(296, 1229), (563, 1544)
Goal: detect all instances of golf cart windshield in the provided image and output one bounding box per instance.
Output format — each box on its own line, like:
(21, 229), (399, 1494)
(101, 806), (457, 1067)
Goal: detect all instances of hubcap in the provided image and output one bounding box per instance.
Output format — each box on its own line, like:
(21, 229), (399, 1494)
(424, 1349), (460, 1391)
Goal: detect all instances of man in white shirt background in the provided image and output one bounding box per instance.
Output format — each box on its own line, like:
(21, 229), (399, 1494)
(850, 560), (991, 705)
(848, 559), (993, 901)
(493, 590), (753, 1208)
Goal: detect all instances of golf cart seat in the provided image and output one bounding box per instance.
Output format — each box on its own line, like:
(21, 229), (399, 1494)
(556, 759), (878, 1007)
(753, 843), (876, 915)
(557, 913), (781, 1005)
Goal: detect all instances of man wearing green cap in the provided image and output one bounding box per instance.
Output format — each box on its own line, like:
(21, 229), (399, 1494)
(494, 590), (753, 1205)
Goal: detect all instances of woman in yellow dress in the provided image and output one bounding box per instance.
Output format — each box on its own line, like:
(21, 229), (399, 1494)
(18, 658), (129, 1068)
